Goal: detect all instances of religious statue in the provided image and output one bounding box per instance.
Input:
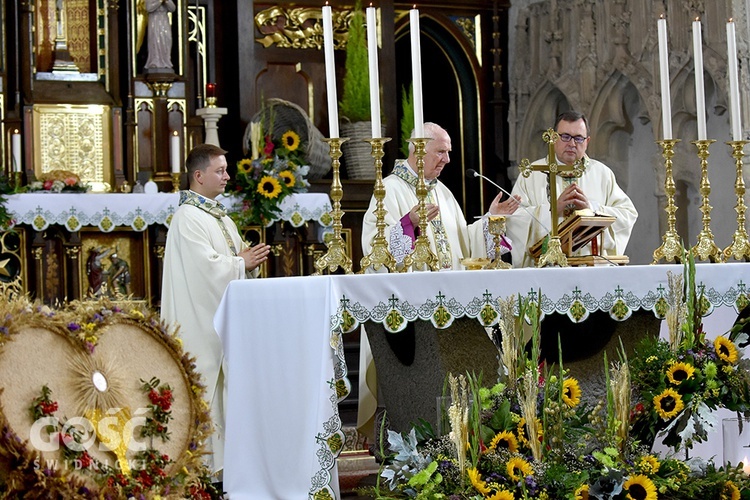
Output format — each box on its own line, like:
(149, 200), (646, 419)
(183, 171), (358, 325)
(144, 0), (176, 71)
(108, 252), (132, 297)
(86, 247), (113, 297)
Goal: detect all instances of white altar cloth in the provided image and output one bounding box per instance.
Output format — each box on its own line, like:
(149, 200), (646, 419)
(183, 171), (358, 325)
(5, 192), (332, 232)
(213, 263), (750, 498)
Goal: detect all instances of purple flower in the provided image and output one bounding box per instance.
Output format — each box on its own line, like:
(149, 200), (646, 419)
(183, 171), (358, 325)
(0, 326), (8, 336)
(93, 313), (104, 322)
(68, 323), (81, 331)
(85, 342), (95, 354)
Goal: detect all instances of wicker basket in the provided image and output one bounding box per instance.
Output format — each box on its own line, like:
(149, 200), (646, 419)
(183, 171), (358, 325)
(340, 120), (378, 180)
(244, 98), (331, 180)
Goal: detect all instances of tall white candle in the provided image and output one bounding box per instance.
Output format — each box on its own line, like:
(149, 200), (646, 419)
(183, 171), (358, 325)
(727, 19), (743, 141)
(657, 17), (673, 139)
(693, 18), (707, 140)
(366, 5), (381, 138)
(170, 132), (180, 173)
(410, 7), (424, 138)
(11, 129), (21, 173)
(322, 4), (339, 138)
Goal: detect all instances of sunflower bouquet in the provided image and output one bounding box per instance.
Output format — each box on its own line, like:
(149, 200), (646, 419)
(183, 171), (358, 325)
(229, 123), (310, 226)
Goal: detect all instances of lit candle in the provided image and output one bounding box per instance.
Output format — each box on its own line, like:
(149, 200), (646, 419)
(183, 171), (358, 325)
(727, 19), (743, 141)
(366, 4), (381, 138)
(322, 3), (339, 138)
(11, 129), (21, 172)
(410, 6), (424, 138)
(170, 132), (180, 173)
(206, 82), (216, 98)
(657, 16), (672, 140)
(693, 17), (707, 140)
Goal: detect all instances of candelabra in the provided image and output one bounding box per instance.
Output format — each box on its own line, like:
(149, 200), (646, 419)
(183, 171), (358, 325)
(689, 140), (723, 262)
(723, 140), (750, 261)
(359, 137), (397, 273)
(402, 138), (439, 271)
(170, 173), (180, 193)
(485, 215), (511, 270)
(314, 138), (353, 274)
(652, 139), (683, 264)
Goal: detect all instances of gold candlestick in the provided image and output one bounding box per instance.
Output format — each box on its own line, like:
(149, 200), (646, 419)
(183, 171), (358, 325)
(170, 173), (180, 193)
(485, 215), (511, 270)
(315, 138), (353, 275)
(359, 137), (397, 273)
(652, 139), (683, 264)
(402, 138), (439, 271)
(723, 140), (750, 261)
(690, 139), (723, 262)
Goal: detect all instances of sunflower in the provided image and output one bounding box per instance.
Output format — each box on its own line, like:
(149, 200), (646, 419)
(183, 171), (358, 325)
(653, 388), (684, 419)
(506, 456), (533, 481)
(488, 431), (519, 453)
(487, 490), (515, 500)
(715, 336), (739, 364)
(257, 175), (282, 199)
(237, 158), (253, 174)
(666, 362), (695, 385)
(467, 467), (491, 495)
(278, 170), (296, 188)
(637, 455), (660, 475)
(723, 480), (741, 500)
(574, 484), (589, 500)
(281, 130), (301, 151)
(623, 474), (657, 500)
(562, 378), (582, 407)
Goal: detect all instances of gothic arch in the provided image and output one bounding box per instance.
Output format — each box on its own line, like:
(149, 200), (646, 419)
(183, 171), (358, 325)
(516, 81), (569, 164)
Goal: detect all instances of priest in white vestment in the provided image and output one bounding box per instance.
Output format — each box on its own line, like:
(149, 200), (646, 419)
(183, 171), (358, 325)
(358, 122), (520, 438)
(161, 144), (270, 476)
(505, 111), (638, 268)
(361, 122), (520, 271)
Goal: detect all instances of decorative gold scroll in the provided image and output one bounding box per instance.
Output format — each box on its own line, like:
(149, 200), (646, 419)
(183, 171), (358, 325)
(255, 6), (351, 50)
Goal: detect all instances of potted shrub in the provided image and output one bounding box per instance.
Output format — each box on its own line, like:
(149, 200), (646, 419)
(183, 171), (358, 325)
(339, 0), (380, 179)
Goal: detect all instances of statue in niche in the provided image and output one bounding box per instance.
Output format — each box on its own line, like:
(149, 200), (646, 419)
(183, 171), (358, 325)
(144, 0), (177, 71)
(108, 252), (132, 297)
(86, 247), (113, 297)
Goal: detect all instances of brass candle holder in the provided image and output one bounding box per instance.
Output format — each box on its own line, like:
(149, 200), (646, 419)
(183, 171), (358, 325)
(690, 139), (723, 262)
(723, 140), (750, 261)
(359, 137), (398, 273)
(314, 137), (353, 275)
(170, 172), (180, 193)
(652, 139), (683, 264)
(402, 137), (439, 272)
(485, 215), (511, 270)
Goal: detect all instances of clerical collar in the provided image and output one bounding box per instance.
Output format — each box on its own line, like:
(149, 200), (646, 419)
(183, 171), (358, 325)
(179, 190), (227, 219)
(392, 159), (438, 190)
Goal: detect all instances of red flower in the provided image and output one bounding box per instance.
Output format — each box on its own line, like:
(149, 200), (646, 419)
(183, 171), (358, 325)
(43, 180), (54, 190)
(64, 177), (77, 186)
(148, 389), (160, 405)
(79, 452), (92, 468)
(58, 433), (74, 448)
(263, 135), (275, 156)
(41, 401), (58, 415)
(137, 470), (154, 487)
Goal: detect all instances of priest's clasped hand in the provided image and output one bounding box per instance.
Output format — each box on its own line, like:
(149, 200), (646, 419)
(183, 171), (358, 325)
(408, 203), (440, 225)
(557, 183), (590, 216)
(240, 243), (271, 271)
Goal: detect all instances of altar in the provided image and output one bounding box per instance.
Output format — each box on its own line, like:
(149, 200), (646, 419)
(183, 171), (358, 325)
(0, 192), (332, 302)
(214, 262), (750, 498)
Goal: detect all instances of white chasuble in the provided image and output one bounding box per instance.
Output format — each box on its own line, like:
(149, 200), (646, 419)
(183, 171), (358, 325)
(161, 193), (254, 473)
(505, 157), (638, 268)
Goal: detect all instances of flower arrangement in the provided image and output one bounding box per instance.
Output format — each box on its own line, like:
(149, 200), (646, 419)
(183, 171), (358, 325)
(229, 121), (310, 226)
(26, 169), (89, 193)
(363, 258), (750, 499)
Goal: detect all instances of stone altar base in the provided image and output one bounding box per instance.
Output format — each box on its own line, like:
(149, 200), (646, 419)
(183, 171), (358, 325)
(366, 318), (500, 433)
(366, 311), (662, 433)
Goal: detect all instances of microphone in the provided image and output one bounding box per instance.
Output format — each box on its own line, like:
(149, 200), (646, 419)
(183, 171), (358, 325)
(465, 169), (551, 234)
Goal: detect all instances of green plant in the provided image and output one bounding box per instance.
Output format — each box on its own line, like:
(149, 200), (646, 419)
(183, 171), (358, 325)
(339, 0), (370, 122)
(400, 83), (414, 157)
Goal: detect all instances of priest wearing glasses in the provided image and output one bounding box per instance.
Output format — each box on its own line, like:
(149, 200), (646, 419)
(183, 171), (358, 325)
(505, 110), (638, 268)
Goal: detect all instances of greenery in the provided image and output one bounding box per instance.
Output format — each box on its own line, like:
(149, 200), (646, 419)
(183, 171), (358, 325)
(229, 120), (310, 227)
(361, 254), (750, 499)
(339, 0), (371, 122)
(0, 172), (16, 229)
(400, 83), (415, 157)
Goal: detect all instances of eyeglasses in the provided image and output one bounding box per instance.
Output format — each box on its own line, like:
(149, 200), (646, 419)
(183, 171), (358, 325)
(559, 133), (588, 144)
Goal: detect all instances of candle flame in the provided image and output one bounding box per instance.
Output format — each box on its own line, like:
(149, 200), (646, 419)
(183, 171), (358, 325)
(695, 17), (700, 22)
(729, 18), (734, 23)
(659, 13), (664, 20)
(173, 131), (178, 136)
(13, 129), (19, 134)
